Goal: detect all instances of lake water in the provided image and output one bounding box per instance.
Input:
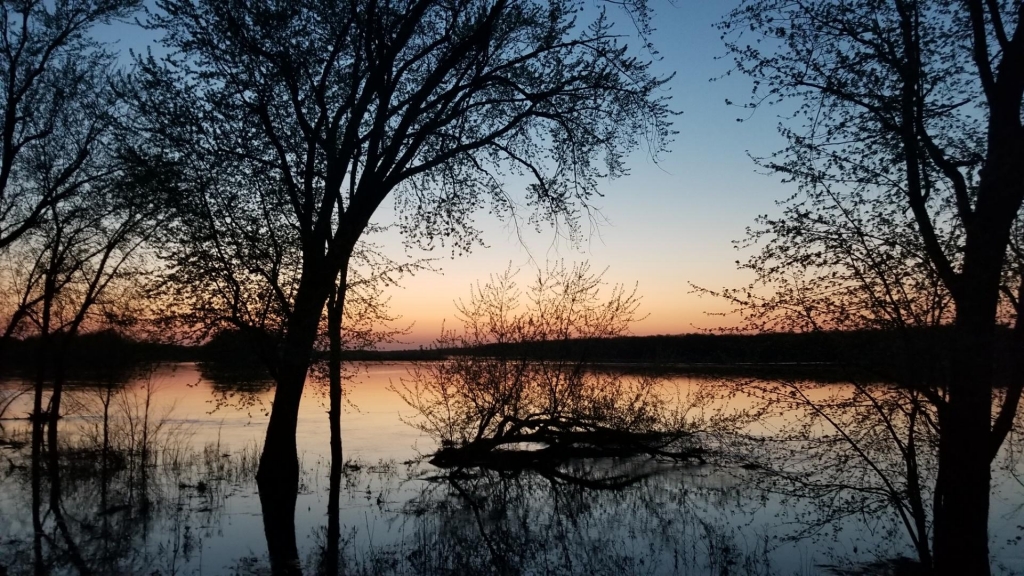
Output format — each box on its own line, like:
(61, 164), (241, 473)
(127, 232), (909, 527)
(1, 362), (1023, 575)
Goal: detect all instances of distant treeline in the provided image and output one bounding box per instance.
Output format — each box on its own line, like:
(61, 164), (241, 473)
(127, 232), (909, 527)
(350, 329), (932, 363)
(347, 327), (1016, 384)
(0, 330), (192, 381)
(1, 327), (1014, 384)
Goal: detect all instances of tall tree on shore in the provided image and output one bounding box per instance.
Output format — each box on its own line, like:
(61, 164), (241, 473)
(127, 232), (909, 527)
(131, 0), (674, 509)
(718, 0), (1023, 572)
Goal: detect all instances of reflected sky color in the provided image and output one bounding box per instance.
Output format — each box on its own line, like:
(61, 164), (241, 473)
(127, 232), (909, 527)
(4, 363), (1024, 573)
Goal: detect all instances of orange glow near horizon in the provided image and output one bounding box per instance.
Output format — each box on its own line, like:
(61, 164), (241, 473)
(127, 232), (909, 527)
(372, 249), (749, 348)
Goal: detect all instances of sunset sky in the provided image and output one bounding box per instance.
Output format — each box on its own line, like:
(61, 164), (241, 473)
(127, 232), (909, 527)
(103, 1), (796, 347)
(359, 1), (795, 347)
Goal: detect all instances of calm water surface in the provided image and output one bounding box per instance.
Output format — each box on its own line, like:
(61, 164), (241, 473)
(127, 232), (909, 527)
(1, 362), (1023, 575)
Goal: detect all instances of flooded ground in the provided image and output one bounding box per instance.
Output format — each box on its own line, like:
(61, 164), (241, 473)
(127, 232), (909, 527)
(1, 362), (1023, 575)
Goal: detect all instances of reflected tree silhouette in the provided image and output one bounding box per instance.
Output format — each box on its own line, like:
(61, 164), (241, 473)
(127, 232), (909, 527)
(260, 481), (302, 576)
(703, 373), (943, 571)
(0, 382), (260, 575)
(3, 368), (993, 575)
(309, 463), (775, 576)
(320, 459), (343, 576)
(128, 0), (675, 500)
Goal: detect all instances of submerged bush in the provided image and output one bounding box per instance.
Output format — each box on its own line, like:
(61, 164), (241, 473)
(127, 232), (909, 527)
(395, 263), (706, 481)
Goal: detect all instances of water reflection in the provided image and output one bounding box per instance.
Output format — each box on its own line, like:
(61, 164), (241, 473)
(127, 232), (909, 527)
(0, 379), (261, 575)
(369, 468), (771, 575)
(260, 473), (302, 575)
(1, 363), (1023, 575)
(233, 462), (772, 576)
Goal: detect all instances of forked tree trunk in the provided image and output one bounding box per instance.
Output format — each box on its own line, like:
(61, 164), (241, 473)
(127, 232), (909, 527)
(255, 245), (353, 574)
(931, 173), (1020, 576)
(257, 247), (355, 488)
(927, 35), (1024, 567)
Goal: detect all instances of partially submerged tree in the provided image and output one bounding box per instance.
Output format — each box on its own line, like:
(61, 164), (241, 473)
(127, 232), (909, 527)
(0, 4), (168, 540)
(396, 263), (708, 485)
(700, 372), (944, 568)
(716, 0), (1024, 572)
(315, 236), (427, 469)
(29, 162), (164, 445)
(0, 147), (166, 554)
(130, 0), (675, 494)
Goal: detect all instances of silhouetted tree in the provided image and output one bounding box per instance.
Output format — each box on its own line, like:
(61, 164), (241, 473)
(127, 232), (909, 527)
(317, 240), (424, 576)
(0, 2), (170, 525)
(0, 0), (142, 354)
(30, 165), (165, 443)
(129, 0), (675, 497)
(315, 236), (425, 472)
(717, 1), (1024, 572)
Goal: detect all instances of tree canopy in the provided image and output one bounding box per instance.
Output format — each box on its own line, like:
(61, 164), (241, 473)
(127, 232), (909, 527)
(131, 0), (675, 347)
(716, 1), (1024, 572)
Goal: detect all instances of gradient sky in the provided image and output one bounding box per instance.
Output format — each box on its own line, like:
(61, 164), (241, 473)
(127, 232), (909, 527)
(364, 1), (795, 347)
(100, 1), (796, 347)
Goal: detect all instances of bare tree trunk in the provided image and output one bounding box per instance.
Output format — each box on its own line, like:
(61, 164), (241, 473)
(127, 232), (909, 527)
(31, 420), (44, 575)
(32, 270), (55, 439)
(328, 257), (349, 473)
(257, 268), (333, 491)
(255, 250), (353, 576)
(929, 24), (1024, 566)
(259, 475), (303, 575)
(323, 465), (342, 576)
(29, 261), (55, 576)
(932, 172), (1020, 575)
(934, 320), (994, 575)
(46, 351), (67, 506)
(323, 257), (348, 576)
(100, 383), (112, 545)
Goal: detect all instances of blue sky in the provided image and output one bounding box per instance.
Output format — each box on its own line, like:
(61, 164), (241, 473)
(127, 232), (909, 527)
(96, 0), (798, 346)
(372, 0), (795, 344)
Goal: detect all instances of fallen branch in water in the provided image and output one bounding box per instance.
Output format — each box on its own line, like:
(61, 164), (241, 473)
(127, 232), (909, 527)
(397, 265), (723, 490)
(429, 414), (705, 483)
